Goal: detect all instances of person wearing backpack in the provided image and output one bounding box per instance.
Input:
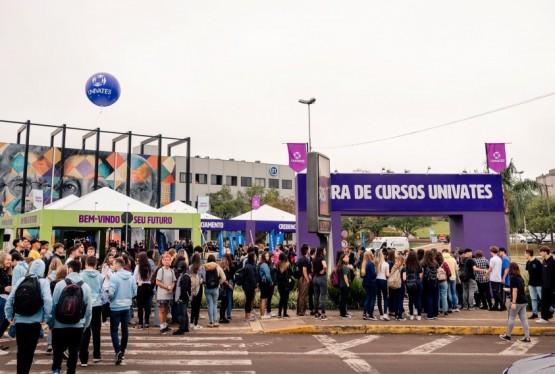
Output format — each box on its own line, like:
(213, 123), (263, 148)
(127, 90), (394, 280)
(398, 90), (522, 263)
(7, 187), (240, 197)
(361, 251), (377, 321)
(442, 249), (459, 313)
(204, 254), (226, 327)
(156, 254), (176, 334)
(338, 253), (351, 318)
(78, 255), (104, 367)
(49, 260), (92, 374)
(389, 255), (406, 321)
(173, 261), (191, 335)
(296, 244), (312, 317)
(405, 251), (423, 320)
(108, 257), (137, 365)
(422, 251), (439, 320)
(5, 259), (52, 374)
(435, 252), (452, 317)
(460, 249), (479, 311)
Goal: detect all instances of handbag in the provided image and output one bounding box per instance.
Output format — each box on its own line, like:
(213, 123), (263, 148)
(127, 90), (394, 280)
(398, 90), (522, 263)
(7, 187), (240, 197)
(218, 285), (226, 301)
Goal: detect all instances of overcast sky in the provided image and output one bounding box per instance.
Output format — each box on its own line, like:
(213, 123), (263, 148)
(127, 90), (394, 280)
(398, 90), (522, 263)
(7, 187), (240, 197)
(1, 1), (554, 180)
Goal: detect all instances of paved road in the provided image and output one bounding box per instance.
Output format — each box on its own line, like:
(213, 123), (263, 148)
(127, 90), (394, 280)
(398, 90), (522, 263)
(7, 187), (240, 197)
(0, 330), (553, 374)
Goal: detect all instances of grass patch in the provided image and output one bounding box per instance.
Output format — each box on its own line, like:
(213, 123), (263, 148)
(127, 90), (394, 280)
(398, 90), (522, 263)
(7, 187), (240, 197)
(414, 221), (450, 239)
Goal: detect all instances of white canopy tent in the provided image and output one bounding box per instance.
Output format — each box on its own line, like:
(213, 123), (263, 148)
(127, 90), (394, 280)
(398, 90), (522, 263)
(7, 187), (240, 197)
(231, 204), (295, 221)
(59, 187), (159, 212)
(159, 200), (220, 220)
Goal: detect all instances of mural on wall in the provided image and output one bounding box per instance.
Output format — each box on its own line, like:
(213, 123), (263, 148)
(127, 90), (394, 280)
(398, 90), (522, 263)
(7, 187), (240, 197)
(0, 142), (176, 216)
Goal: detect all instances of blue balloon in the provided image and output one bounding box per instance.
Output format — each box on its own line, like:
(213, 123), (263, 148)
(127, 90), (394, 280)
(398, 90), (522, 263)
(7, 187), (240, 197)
(85, 72), (121, 107)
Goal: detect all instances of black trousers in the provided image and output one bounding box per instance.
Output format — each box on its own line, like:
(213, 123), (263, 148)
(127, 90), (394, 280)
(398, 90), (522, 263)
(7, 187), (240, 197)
(266, 284), (275, 313)
(339, 285), (350, 316)
(79, 305), (102, 363)
(541, 287), (554, 320)
(477, 282), (493, 309)
(219, 291), (229, 320)
(190, 285), (203, 325)
(277, 284), (290, 316)
(491, 281), (503, 309)
(136, 284), (153, 326)
(52, 327), (84, 374)
(15, 322), (41, 374)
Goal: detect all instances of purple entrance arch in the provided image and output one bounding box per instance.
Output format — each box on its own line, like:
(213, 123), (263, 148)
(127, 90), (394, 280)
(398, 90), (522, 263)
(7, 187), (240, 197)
(296, 173), (507, 257)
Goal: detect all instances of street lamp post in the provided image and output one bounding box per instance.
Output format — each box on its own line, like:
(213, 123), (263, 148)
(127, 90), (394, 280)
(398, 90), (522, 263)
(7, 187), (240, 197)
(298, 97), (316, 152)
(517, 171), (529, 250)
(542, 174), (554, 243)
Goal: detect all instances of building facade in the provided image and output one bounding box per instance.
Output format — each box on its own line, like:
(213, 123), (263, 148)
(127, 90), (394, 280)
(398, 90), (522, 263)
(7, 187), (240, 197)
(536, 169), (555, 198)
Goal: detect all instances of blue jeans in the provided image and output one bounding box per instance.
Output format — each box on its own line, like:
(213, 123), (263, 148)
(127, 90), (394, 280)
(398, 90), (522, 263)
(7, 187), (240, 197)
(408, 284), (422, 316)
(439, 281), (449, 313)
(363, 283), (377, 317)
(226, 288), (234, 318)
(447, 279), (458, 309)
(110, 309), (130, 354)
(528, 285), (542, 315)
(376, 279), (388, 315)
(205, 287), (219, 324)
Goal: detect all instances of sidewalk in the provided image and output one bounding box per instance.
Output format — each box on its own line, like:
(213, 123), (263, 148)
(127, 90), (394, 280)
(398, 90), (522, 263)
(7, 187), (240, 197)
(192, 309), (555, 336)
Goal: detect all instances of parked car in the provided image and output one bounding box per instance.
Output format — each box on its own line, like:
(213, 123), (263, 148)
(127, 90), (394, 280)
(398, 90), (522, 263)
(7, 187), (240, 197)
(542, 235), (554, 244)
(515, 234), (535, 243)
(503, 352), (555, 373)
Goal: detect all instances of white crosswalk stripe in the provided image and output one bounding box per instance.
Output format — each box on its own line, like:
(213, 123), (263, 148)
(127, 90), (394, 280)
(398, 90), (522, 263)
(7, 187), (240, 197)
(499, 340), (539, 356)
(402, 336), (461, 354)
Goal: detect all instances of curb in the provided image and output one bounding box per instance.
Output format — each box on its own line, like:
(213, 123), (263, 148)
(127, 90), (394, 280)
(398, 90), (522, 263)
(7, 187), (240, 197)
(263, 325), (555, 336)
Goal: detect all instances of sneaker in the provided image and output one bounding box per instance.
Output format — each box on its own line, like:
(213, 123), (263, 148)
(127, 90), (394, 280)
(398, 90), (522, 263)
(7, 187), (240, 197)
(193, 324), (203, 330)
(160, 327), (168, 334)
(409, 315), (415, 321)
(143, 324), (150, 328)
(416, 316), (422, 321)
(261, 314), (272, 320)
(320, 314), (328, 321)
(340, 315), (351, 319)
(277, 314), (282, 318)
(207, 323), (215, 328)
(453, 308), (460, 312)
(115, 351), (124, 365)
(396, 317), (407, 321)
(62, 350), (69, 360)
(283, 314), (291, 319)
(367, 315), (377, 321)
(519, 337), (531, 343)
(270, 312), (278, 317)
(313, 313), (321, 319)
(213, 324), (220, 328)
(219, 318), (230, 324)
(134, 324), (142, 330)
(45, 346), (53, 354)
(536, 318), (549, 324)
(529, 314), (539, 320)
(0, 350), (8, 356)
(499, 334), (511, 341)
(80, 362), (88, 367)
(93, 356), (103, 363)
(247, 317), (256, 322)
(172, 330), (184, 335)
(468, 307), (476, 311)
(362, 315), (369, 320)
(52, 370), (60, 374)
(382, 314), (390, 321)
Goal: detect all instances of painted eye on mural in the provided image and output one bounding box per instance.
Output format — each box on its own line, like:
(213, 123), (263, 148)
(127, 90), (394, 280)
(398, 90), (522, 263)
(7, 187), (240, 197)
(61, 179), (80, 196)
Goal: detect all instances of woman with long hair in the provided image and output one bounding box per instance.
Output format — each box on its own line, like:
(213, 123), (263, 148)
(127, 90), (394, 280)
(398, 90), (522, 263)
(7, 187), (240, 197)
(218, 256), (233, 324)
(101, 254), (115, 323)
(46, 265), (68, 354)
(337, 252), (351, 318)
(389, 255), (406, 321)
(361, 251), (377, 320)
(312, 247), (328, 320)
(46, 257), (62, 282)
(500, 262), (531, 342)
(189, 253), (204, 329)
(223, 253), (236, 320)
(258, 251), (273, 319)
(374, 249), (390, 321)
(422, 250), (439, 320)
(0, 253), (13, 352)
(133, 252), (153, 329)
(276, 252), (292, 318)
(243, 251), (258, 322)
(435, 252), (452, 317)
(405, 251), (423, 320)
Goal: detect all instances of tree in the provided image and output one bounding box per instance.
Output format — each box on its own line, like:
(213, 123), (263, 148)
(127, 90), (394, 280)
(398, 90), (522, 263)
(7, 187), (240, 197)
(525, 196), (555, 242)
(387, 216), (433, 238)
(208, 186), (242, 219)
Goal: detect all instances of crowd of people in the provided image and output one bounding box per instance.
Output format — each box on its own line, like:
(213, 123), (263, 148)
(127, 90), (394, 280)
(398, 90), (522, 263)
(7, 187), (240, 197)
(1, 236), (555, 373)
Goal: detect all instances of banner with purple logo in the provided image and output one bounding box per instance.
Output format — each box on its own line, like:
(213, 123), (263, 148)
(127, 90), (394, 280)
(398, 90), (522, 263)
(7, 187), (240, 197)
(287, 143), (307, 172)
(486, 143), (507, 173)
(251, 195), (261, 210)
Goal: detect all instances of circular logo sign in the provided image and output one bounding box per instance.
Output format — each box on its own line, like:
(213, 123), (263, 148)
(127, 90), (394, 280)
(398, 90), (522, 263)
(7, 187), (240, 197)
(269, 166), (278, 176)
(85, 72), (121, 107)
(341, 240), (348, 248)
(341, 229), (349, 238)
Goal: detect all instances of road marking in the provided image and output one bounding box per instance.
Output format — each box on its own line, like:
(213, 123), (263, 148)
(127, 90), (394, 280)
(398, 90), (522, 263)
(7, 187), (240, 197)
(29, 372), (255, 374)
(499, 340), (539, 356)
(313, 335), (381, 374)
(122, 350), (249, 356)
(7, 359), (253, 366)
(308, 335), (380, 354)
(115, 342), (247, 348)
(402, 336), (461, 354)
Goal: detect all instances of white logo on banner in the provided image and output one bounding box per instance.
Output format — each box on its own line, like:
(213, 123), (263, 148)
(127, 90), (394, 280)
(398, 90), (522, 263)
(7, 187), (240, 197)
(92, 74), (106, 87)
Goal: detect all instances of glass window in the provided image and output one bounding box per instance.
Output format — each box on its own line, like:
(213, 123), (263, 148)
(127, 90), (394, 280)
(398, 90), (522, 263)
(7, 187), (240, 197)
(195, 173), (207, 184)
(179, 172), (191, 183)
(268, 178), (279, 188)
(211, 174), (223, 185)
(255, 178), (265, 187)
(241, 177), (252, 187)
(282, 179), (293, 189)
(226, 176), (238, 186)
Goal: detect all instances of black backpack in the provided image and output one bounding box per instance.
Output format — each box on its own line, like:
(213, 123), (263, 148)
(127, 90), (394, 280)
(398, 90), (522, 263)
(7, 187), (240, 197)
(205, 269), (219, 289)
(55, 279), (87, 324)
(234, 267), (245, 286)
(291, 260), (302, 279)
(458, 258), (470, 282)
(405, 271), (419, 291)
(425, 265), (438, 286)
(14, 276), (43, 316)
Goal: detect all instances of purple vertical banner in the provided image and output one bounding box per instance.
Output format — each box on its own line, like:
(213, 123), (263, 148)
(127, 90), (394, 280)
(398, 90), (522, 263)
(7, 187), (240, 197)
(251, 195), (261, 210)
(287, 143), (307, 172)
(486, 143), (507, 173)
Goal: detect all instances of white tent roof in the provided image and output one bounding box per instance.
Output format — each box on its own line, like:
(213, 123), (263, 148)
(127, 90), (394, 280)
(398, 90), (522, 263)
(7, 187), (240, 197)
(32, 194), (80, 211)
(231, 204), (295, 221)
(159, 200), (221, 220)
(59, 187), (159, 212)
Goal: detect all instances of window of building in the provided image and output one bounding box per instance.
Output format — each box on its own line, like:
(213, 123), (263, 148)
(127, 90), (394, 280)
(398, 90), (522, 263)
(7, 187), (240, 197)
(179, 172), (192, 183)
(269, 178), (279, 189)
(226, 175), (238, 186)
(195, 173), (207, 184)
(282, 179), (293, 189)
(211, 174), (223, 185)
(241, 177), (252, 187)
(255, 178), (266, 187)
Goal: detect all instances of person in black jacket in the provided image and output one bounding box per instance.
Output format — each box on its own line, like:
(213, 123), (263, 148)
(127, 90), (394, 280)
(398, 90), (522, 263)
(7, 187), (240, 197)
(536, 247), (555, 324)
(243, 252), (257, 322)
(525, 249), (543, 319)
(173, 261), (191, 335)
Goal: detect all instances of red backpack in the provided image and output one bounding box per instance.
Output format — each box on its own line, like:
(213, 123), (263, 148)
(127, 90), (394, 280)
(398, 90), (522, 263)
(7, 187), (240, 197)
(330, 269), (339, 288)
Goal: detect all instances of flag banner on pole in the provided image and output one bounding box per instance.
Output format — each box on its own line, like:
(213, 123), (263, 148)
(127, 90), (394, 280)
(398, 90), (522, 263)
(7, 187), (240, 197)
(269, 229), (275, 253)
(485, 143), (507, 173)
(201, 230), (206, 245)
(237, 231), (245, 247)
(217, 231), (224, 257)
(361, 232), (366, 249)
(197, 196), (210, 214)
(276, 232), (284, 246)
(287, 143), (307, 173)
(227, 231), (235, 255)
(251, 195), (261, 210)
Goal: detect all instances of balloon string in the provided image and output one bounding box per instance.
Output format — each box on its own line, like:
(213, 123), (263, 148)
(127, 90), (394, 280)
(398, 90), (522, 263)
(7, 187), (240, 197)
(93, 108), (103, 127)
